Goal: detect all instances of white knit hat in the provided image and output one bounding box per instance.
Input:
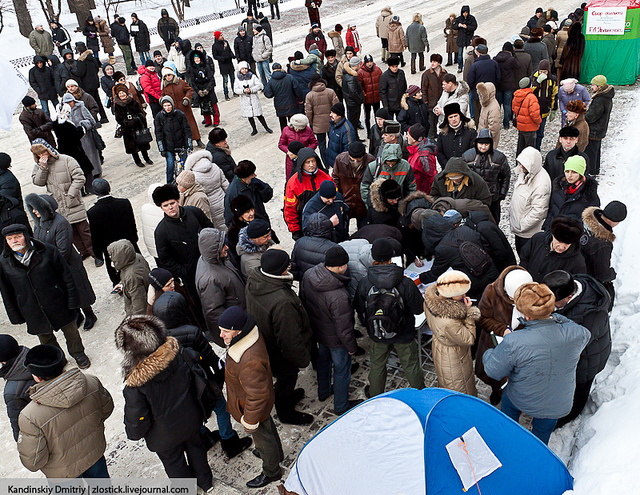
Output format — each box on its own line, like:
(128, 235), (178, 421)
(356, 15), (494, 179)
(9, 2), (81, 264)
(289, 114), (309, 129)
(504, 268), (533, 299)
(161, 67), (175, 77)
(65, 79), (79, 88)
(436, 270), (471, 298)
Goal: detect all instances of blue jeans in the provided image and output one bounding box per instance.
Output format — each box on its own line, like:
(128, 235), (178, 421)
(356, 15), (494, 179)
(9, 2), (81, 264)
(222, 73), (235, 97)
(535, 116), (547, 150)
(40, 98), (59, 118)
(79, 455), (109, 478)
(256, 60), (272, 86)
(165, 151), (175, 183)
(458, 46), (465, 70)
(501, 392), (557, 445)
(138, 51), (151, 65)
(317, 344), (351, 413)
(213, 397), (234, 440)
(496, 90), (513, 128)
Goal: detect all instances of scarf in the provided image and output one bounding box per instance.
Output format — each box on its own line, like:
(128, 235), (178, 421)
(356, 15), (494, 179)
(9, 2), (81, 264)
(565, 179), (584, 195)
(216, 143), (232, 155)
(238, 70), (253, 81)
(14, 245), (34, 266)
(444, 174), (469, 192)
(449, 120), (463, 132)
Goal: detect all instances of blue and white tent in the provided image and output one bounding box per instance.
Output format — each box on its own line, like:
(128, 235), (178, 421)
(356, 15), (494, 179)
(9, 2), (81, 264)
(284, 388), (573, 495)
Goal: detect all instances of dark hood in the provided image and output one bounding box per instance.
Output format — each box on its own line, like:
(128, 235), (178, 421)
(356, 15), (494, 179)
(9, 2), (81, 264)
(152, 291), (191, 329)
(494, 51), (514, 63)
(24, 193), (58, 226)
(366, 264), (404, 289)
(461, 5), (470, 14)
(33, 55), (47, 67)
(101, 62), (114, 76)
(564, 274), (611, 316)
(442, 157), (476, 184)
(422, 214), (456, 257)
(304, 212), (333, 238)
(47, 54), (61, 66)
(295, 147), (324, 178)
(198, 227), (225, 264)
(271, 70), (286, 80)
(0, 346), (32, 382)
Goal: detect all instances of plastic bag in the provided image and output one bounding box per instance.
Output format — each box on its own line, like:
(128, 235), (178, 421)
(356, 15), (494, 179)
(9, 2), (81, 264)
(445, 426), (502, 492)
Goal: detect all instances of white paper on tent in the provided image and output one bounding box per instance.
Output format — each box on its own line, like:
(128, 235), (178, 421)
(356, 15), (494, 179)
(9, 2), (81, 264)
(445, 426), (502, 492)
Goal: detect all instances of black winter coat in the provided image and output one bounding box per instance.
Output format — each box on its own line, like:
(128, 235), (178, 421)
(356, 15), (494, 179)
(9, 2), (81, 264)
(211, 39), (235, 76)
(0, 196), (29, 234)
(70, 52), (101, 93)
(581, 206), (616, 285)
(300, 264), (357, 353)
(462, 147), (510, 202)
(368, 123), (383, 155)
(87, 195), (139, 259)
(0, 346), (35, 441)
(494, 50), (520, 92)
(465, 210), (516, 272)
(585, 86), (614, 140)
(291, 214), (338, 280)
(52, 120), (94, 176)
(322, 61), (343, 101)
(154, 108), (191, 152)
(263, 70), (303, 117)
(436, 124), (477, 167)
(48, 55), (71, 96)
(398, 96), (431, 133)
(114, 96), (150, 154)
(355, 264), (424, 344)
(430, 156), (492, 206)
(544, 176), (600, 230)
(420, 225), (499, 299)
(186, 58), (218, 108)
(82, 24), (100, 52)
(520, 230), (587, 282)
(557, 274), (611, 384)
(0, 238), (78, 335)
(154, 206), (213, 283)
(111, 22), (130, 45)
(543, 145), (588, 181)
(234, 34), (254, 63)
(342, 70), (364, 108)
(452, 9), (477, 47)
(421, 213), (455, 259)
(0, 169), (23, 212)
(29, 57), (57, 100)
(206, 143), (236, 182)
(130, 20), (151, 52)
(467, 55), (500, 91)
(379, 68), (407, 113)
(152, 291), (224, 387)
(123, 338), (203, 452)
(224, 177), (273, 225)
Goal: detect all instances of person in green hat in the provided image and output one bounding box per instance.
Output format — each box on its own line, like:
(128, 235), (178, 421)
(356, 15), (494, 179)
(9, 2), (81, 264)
(585, 74), (614, 175)
(543, 155), (600, 230)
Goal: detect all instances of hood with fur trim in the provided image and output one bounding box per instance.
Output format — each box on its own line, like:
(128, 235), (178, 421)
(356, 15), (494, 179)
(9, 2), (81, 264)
(424, 284), (481, 320)
(77, 49), (94, 61)
(477, 81), (496, 106)
(369, 177), (389, 213)
(123, 337), (179, 387)
(398, 190), (433, 216)
(30, 138), (59, 162)
(582, 206), (615, 243)
(25, 193), (58, 227)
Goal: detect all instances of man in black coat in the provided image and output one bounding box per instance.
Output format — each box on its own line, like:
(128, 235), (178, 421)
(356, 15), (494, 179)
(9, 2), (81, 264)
(87, 179), (140, 286)
(111, 17), (137, 75)
(205, 127), (236, 181)
(379, 56), (407, 119)
(48, 54), (71, 97)
(0, 335), (35, 441)
(264, 64), (304, 129)
(291, 212), (338, 280)
(452, 5), (477, 72)
(234, 27), (255, 74)
(430, 155), (492, 207)
(322, 50), (343, 102)
(19, 97), (57, 148)
(398, 85), (431, 134)
(73, 42), (108, 123)
(465, 210), (516, 272)
(212, 32), (236, 101)
(224, 159), (273, 225)
(543, 126), (588, 180)
(28, 56), (58, 119)
(467, 44), (500, 124)
(580, 201), (627, 306)
(520, 216), (587, 282)
(130, 14), (151, 65)
(0, 224), (89, 369)
(543, 271), (611, 428)
(493, 42), (520, 129)
(435, 103), (477, 167)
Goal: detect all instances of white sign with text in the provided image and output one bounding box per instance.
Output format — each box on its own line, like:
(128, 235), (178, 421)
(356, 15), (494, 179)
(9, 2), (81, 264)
(586, 7), (627, 35)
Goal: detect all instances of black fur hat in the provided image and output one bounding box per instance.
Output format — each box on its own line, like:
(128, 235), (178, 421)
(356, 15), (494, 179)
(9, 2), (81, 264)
(551, 216), (582, 244)
(152, 184), (180, 206)
(230, 194), (255, 219)
(208, 127), (227, 144)
(115, 315), (167, 357)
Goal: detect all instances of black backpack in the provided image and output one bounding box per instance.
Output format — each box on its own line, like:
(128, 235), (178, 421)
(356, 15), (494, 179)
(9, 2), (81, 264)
(365, 284), (405, 342)
(458, 241), (493, 277)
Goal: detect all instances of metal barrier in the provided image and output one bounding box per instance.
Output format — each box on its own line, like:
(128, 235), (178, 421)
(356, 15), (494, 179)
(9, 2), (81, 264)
(10, 0), (290, 69)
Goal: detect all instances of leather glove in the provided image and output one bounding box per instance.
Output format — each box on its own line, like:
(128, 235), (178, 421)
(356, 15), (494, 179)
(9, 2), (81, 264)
(292, 230), (303, 241)
(537, 73), (548, 84)
(182, 97), (190, 106)
(548, 110), (557, 121)
(160, 151), (167, 157)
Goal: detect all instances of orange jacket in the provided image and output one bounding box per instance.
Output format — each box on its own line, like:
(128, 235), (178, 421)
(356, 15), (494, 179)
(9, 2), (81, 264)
(512, 88), (542, 132)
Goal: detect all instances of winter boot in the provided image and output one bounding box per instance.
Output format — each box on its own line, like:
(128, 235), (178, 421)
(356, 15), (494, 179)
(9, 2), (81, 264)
(142, 150), (153, 165)
(220, 432), (252, 458)
(411, 59), (416, 75)
(258, 115), (273, 133)
(82, 307), (97, 330)
(196, 139), (205, 148)
(76, 310), (85, 328)
(248, 117), (258, 136)
(278, 409), (314, 426)
(446, 52), (453, 66)
(200, 426), (220, 450)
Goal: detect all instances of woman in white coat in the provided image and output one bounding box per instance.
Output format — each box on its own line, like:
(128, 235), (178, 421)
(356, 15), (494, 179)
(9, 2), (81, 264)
(183, 149), (229, 231)
(509, 146), (552, 256)
(233, 61), (273, 136)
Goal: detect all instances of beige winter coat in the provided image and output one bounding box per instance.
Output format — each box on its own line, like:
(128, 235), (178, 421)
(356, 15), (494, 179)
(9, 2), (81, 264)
(108, 239), (150, 316)
(18, 368), (113, 478)
(305, 80), (339, 134)
(183, 150), (228, 230)
(376, 7), (393, 39)
(180, 182), (213, 223)
(509, 146), (552, 239)
(424, 284), (479, 396)
(386, 21), (406, 54)
(328, 30), (344, 59)
(476, 82), (501, 148)
(32, 152), (87, 224)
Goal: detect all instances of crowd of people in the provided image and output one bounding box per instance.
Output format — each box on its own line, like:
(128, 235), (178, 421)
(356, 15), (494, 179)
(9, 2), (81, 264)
(0, 1), (626, 492)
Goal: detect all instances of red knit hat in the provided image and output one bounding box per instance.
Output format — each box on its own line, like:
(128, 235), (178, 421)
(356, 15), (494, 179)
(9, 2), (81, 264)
(214, 30), (222, 39)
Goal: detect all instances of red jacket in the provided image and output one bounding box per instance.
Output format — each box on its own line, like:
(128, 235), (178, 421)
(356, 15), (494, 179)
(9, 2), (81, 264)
(357, 64), (382, 104)
(345, 28), (362, 54)
(407, 141), (437, 193)
(278, 126), (319, 179)
(138, 66), (162, 103)
(512, 88), (542, 132)
(284, 168), (332, 233)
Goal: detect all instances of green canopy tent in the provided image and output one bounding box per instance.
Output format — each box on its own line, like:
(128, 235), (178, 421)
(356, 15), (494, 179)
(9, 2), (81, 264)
(582, 0), (640, 84)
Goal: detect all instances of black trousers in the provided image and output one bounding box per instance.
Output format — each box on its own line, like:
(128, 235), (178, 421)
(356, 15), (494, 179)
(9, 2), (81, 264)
(156, 430), (213, 490)
(273, 368), (299, 418)
(87, 89), (108, 121)
(556, 378), (595, 428)
(363, 102), (380, 136)
(346, 104), (361, 138)
(514, 235), (530, 258)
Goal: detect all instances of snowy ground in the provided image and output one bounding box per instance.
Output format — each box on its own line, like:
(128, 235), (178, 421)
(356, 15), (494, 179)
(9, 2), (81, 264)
(0, 0), (638, 493)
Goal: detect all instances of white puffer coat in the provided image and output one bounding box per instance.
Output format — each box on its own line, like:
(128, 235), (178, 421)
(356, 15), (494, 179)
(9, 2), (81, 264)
(31, 142), (87, 224)
(139, 182), (164, 258)
(509, 147), (551, 239)
(184, 149), (228, 230)
(234, 62), (264, 117)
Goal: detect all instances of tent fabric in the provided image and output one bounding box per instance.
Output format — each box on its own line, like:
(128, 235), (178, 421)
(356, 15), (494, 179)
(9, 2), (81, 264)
(582, 1), (640, 84)
(0, 56), (28, 131)
(284, 388), (574, 495)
